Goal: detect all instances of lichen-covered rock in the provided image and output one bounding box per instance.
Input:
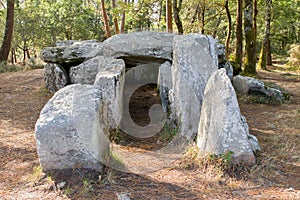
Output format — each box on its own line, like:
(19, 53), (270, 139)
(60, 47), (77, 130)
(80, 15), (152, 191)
(233, 75), (284, 102)
(44, 63), (68, 93)
(35, 84), (110, 171)
(41, 40), (103, 64)
(102, 31), (175, 63)
(188, 34), (219, 67)
(94, 63), (125, 129)
(197, 69), (260, 165)
(69, 56), (125, 85)
(171, 34), (218, 139)
(158, 61), (172, 112)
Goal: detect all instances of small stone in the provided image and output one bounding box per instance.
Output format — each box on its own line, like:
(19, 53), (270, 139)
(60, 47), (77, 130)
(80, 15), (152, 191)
(116, 192), (131, 200)
(286, 187), (295, 192)
(56, 182), (66, 190)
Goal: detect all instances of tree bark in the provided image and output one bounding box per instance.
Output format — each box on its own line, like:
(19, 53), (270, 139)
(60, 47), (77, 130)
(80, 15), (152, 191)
(120, 0), (127, 33)
(166, 0), (173, 32)
(112, 0), (120, 34)
(244, 0), (257, 74)
(224, 0), (232, 59)
(235, 0), (243, 68)
(0, 0), (14, 63)
(101, 0), (111, 38)
(198, 2), (205, 34)
(173, 0), (183, 34)
(258, 0), (272, 70)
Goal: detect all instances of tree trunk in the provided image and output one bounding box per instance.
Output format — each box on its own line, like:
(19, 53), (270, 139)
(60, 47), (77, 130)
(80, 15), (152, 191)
(120, 0), (127, 33)
(173, 0), (183, 34)
(112, 0), (120, 34)
(198, 2), (205, 34)
(235, 0), (243, 68)
(267, 38), (272, 65)
(101, 0), (111, 38)
(244, 0), (257, 74)
(0, 0), (14, 63)
(166, 0), (173, 32)
(258, 0), (272, 70)
(224, 0), (232, 59)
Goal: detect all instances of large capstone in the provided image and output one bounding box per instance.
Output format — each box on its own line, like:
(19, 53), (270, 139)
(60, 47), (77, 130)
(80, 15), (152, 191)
(102, 31), (175, 64)
(44, 63), (68, 93)
(35, 84), (110, 171)
(197, 69), (260, 166)
(41, 40), (103, 64)
(69, 56), (125, 85)
(94, 63), (125, 129)
(171, 34), (218, 139)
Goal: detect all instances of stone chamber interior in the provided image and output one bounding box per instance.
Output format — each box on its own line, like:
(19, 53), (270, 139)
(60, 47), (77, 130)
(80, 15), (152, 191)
(109, 57), (177, 150)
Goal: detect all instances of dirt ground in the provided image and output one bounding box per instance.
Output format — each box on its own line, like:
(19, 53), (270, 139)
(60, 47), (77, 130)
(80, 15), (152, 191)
(0, 68), (299, 199)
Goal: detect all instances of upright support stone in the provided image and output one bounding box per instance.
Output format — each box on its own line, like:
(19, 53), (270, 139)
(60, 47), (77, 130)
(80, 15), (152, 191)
(158, 61), (172, 112)
(197, 69), (260, 165)
(94, 63), (125, 129)
(35, 84), (110, 171)
(171, 34), (218, 139)
(44, 63), (68, 93)
(69, 56), (124, 85)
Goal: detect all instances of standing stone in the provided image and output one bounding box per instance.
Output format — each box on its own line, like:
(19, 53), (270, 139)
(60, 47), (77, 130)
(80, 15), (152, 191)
(44, 63), (68, 93)
(94, 63), (125, 129)
(171, 34), (218, 139)
(197, 69), (260, 165)
(158, 61), (172, 112)
(69, 56), (125, 85)
(102, 31), (175, 62)
(35, 84), (110, 171)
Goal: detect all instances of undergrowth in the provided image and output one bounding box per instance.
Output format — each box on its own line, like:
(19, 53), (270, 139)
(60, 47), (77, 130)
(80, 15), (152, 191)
(180, 144), (250, 180)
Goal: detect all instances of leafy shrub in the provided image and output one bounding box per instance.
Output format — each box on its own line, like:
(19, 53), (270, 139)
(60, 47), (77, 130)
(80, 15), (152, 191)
(287, 44), (300, 68)
(0, 62), (22, 73)
(25, 57), (45, 70)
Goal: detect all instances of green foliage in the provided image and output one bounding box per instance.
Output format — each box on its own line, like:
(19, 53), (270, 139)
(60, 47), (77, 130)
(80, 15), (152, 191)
(160, 123), (178, 143)
(287, 44), (300, 68)
(0, 62), (22, 73)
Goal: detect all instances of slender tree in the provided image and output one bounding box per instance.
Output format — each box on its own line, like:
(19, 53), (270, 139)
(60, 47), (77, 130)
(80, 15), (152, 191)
(258, 0), (272, 70)
(244, 0), (257, 74)
(112, 0), (120, 34)
(224, 0), (232, 59)
(0, 0), (15, 63)
(101, 0), (111, 38)
(120, 0), (127, 33)
(235, 0), (243, 69)
(166, 0), (173, 32)
(173, 0), (183, 34)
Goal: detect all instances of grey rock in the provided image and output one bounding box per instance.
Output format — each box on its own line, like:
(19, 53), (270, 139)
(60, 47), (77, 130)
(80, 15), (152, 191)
(44, 63), (68, 93)
(55, 40), (77, 47)
(117, 193), (131, 200)
(171, 34), (218, 139)
(35, 84), (110, 171)
(185, 34), (219, 67)
(158, 61), (172, 112)
(197, 69), (260, 165)
(70, 56), (125, 85)
(233, 75), (284, 102)
(94, 62), (125, 129)
(41, 40), (103, 64)
(102, 31), (175, 63)
(219, 61), (234, 80)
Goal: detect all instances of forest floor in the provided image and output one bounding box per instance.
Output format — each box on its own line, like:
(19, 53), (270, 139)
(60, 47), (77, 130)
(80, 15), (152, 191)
(0, 66), (299, 199)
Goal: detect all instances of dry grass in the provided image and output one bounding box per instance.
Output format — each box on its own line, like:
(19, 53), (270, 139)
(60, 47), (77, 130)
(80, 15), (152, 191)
(0, 68), (299, 199)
